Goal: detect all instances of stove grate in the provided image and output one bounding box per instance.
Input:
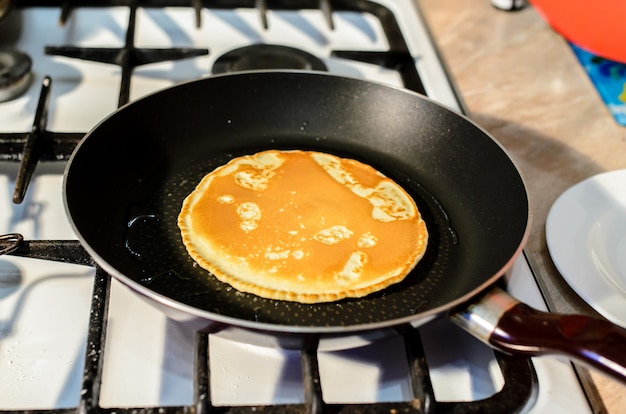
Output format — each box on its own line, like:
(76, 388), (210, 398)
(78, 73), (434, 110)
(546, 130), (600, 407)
(3, 240), (539, 414)
(5, 0), (427, 202)
(2, 1), (538, 412)
(0, 77), (84, 203)
(43, 3), (209, 107)
(37, 0), (425, 105)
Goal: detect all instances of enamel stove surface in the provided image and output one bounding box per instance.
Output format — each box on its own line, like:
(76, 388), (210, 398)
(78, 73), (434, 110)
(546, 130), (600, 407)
(0, 1), (592, 412)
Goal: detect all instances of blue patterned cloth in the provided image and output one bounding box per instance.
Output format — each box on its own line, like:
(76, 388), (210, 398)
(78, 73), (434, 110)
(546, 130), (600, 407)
(570, 42), (626, 127)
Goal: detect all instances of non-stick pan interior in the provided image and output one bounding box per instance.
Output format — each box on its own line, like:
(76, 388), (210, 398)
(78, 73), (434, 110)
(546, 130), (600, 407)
(65, 71), (528, 330)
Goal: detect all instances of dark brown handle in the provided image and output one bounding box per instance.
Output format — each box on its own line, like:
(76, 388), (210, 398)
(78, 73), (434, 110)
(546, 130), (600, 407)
(450, 287), (626, 384)
(491, 302), (626, 383)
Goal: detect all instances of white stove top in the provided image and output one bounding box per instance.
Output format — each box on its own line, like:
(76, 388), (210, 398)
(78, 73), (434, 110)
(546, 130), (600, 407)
(0, 1), (592, 412)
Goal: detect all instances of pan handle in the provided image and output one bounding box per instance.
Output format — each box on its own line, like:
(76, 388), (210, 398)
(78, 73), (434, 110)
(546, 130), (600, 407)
(450, 287), (626, 384)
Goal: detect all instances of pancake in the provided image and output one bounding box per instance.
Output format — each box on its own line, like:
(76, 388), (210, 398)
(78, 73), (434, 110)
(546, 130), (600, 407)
(178, 150), (428, 303)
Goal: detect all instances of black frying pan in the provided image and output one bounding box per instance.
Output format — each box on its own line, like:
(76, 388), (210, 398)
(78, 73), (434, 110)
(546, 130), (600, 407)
(62, 71), (626, 382)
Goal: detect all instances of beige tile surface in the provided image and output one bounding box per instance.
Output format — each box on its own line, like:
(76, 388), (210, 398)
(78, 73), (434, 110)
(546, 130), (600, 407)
(418, 1), (626, 413)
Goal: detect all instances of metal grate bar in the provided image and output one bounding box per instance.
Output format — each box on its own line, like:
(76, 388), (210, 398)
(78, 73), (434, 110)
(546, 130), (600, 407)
(78, 268), (111, 414)
(300, 338), (324, 414)
(402, 326), (539, 414)
(12, 75), (51, 203)
(332, 50), (426, 94)
(7, 239), (94, 266)
(0, 77), (85, 202)
(0, 131), (84, 162)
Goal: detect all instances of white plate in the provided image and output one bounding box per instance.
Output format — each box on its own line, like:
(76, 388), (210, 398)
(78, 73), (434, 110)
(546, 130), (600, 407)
(546, 169), (626, 328)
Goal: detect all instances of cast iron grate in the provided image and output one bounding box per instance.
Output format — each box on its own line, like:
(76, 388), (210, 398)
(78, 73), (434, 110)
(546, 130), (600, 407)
(4, 238), (539, 414)
(2, 0), (428, 203)
(1, 1), (538, 413)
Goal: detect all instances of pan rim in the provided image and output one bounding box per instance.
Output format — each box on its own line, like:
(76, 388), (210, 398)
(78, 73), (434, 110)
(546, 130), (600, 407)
(62, 69), (532, 335)
(68, 229), (530, 335)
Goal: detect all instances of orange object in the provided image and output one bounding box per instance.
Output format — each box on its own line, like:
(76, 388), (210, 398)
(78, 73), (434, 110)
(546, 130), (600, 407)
(531, 0), (626, 63)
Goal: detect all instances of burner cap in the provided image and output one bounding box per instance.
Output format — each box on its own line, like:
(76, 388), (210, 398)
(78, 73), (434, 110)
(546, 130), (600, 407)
(0, 48), (32, 102)
(212, 44), (327, 74)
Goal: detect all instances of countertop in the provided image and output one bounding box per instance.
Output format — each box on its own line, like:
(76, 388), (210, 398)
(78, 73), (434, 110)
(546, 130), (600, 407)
(418, 1), (626, 413)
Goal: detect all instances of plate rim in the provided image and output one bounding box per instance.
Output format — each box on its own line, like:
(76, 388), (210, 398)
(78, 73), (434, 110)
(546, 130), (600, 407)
(546, 169), (626, 328)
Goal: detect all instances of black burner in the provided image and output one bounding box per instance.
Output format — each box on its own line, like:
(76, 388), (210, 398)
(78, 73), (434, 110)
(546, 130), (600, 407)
(0, 48), (32, 102)
(213, 44), (327, 74)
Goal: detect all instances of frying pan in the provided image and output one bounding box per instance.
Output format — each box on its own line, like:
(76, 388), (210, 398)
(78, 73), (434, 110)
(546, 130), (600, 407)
(62, 71), (626, 382)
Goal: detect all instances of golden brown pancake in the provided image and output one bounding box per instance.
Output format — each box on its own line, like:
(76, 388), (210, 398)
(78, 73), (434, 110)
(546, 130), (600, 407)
(178, 150), (428, 303)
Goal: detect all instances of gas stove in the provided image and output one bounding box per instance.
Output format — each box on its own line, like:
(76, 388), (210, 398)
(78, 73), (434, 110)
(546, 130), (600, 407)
(0, 1), (594, 413)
